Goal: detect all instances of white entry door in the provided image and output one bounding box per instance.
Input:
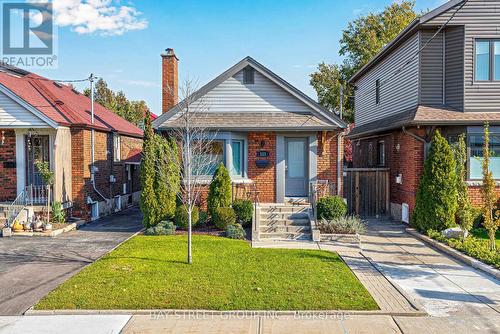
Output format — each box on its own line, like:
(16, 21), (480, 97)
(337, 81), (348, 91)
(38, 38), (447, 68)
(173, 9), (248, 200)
(285, 137), (308, 197)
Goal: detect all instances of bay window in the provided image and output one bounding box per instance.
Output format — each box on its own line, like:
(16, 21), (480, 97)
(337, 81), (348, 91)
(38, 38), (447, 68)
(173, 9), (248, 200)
(468, 132), (500, 179)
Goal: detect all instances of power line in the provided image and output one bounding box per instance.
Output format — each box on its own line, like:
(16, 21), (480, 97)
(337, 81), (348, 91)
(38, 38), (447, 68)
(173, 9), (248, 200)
(353, 0), (468, 101)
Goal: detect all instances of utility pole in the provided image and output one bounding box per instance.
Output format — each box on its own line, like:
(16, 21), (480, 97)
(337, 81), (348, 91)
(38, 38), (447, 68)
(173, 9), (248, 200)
(89, 73), (95, 181)
(339, 85), (344, 120)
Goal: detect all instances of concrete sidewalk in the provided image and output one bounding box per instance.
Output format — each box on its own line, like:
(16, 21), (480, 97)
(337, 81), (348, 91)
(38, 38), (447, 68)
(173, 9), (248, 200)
(0, 208), (143, 315)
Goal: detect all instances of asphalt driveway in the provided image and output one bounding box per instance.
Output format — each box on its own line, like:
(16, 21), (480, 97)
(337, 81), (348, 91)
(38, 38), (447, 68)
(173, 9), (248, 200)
(0, 207), (143, 315)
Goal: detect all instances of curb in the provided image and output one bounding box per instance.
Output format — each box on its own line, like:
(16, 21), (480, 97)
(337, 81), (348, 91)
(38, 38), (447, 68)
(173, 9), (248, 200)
(24, 308), (427, 317)
(406, 228), (500, 280)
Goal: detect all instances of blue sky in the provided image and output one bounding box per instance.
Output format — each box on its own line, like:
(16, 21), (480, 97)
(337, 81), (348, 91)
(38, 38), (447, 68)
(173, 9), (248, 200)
(31, 0), (446, 115)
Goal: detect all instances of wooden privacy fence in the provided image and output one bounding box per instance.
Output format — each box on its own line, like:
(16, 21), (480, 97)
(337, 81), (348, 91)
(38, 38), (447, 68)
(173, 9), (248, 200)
(344, 168), (390, 217)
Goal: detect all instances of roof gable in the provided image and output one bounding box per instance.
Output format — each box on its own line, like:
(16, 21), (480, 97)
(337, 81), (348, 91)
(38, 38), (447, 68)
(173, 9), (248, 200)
(153, 57), (346, 129)
(0, 88), (55, 128)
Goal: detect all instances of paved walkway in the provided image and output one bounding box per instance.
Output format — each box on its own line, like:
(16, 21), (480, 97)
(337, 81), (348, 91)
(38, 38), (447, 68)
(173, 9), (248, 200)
(360, 219), (500, 333)
(0, 208), (143, 316)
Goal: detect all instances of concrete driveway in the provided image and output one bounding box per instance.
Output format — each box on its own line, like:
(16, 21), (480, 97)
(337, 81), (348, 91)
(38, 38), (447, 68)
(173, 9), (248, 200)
(0, 207), (143, 315)
(360, 219), (500, 333)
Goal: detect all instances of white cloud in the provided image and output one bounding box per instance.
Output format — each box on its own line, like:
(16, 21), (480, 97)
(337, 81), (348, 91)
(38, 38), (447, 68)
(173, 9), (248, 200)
(30, 0), (148, 36)
(119, 79), (159, 88)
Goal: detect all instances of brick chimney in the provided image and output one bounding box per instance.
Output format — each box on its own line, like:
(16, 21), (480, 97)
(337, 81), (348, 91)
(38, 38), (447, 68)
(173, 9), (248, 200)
(161, 48), (178, 113)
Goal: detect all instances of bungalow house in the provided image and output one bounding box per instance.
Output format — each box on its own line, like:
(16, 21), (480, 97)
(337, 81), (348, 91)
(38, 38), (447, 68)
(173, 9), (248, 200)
(348, 0), (500, 222)
(153, 49), (346, 240)
(0, 63), (143, 227)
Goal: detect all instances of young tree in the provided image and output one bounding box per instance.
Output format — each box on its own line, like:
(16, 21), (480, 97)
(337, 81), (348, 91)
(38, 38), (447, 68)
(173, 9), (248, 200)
(310, 1), (417, 123)
(140, 114), (158, 227)
(165, 79), (220, 264)
(452, 134), (474, 238)
(413, 131), (458, 232)
(480, 122), (499, 251)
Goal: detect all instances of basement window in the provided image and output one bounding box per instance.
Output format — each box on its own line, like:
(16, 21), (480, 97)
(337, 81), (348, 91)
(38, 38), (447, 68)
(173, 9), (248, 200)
(243, 67), (255, 84)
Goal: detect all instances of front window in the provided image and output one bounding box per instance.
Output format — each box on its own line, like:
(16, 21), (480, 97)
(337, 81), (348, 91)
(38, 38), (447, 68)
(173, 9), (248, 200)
(192, 140), (224, 176)
(231, 140), (243, 177)
(377, 141), (385, 166)
(468, 133), (500, 179)
(474, 40), (500, 81)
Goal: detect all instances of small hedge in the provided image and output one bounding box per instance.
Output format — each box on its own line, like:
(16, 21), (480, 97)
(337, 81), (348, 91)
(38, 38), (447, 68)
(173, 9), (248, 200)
(174, 205), (199, 229)
(213, 207), (236, 230)
(207, 163), (232, 217)
(226, 223), (246, 239)
(317, 216), (365, 234)
(427, 230), (500, 269)
(317, 196), (347, 220)
(145, 221), (176, 236)
(232, 199), (253, 227)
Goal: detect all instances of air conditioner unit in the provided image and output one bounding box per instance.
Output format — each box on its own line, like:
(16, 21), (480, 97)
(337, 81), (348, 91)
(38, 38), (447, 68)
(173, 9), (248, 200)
(402, 203), (409, 224)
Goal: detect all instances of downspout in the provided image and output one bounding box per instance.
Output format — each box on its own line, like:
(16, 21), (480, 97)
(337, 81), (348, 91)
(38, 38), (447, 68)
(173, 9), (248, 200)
(89, 74), (107, 202)
(337, 131), (344, 196)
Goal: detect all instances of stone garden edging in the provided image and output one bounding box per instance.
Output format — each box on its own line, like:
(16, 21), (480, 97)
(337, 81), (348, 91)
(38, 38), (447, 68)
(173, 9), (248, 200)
(406, 228), (500, 280)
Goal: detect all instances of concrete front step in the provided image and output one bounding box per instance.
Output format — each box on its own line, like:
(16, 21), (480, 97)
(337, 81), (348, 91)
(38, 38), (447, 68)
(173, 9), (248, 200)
(259, 232), (312, 240)
(260, 225), (311, 233)
(259, 218), (309, 226)
(260, 212), (309, 220)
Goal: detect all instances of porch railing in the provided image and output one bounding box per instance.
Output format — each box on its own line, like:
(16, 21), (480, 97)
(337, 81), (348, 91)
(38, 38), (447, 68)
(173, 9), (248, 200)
(5, 190), (28, 227)
(26, 185), (50, 205)
(4, 185), (51, 227)
(309, 180), (336, 239)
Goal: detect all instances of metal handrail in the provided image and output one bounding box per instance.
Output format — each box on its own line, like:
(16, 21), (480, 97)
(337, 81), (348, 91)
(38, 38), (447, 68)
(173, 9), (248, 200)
(5, 189), (28, 227)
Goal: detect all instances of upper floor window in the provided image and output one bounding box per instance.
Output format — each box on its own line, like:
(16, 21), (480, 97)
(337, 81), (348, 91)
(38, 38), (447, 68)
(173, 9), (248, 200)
(243, 67), (255, 84)
(113, 134), (121, 162)
(475, 40), (500, 81)
(375, 79), (380, 104)
(368, 142), (373, 166)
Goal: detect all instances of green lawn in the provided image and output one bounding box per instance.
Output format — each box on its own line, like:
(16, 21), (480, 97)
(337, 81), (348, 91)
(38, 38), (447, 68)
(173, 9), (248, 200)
(471, 228), (500, 249)
(36, 235), (378, 311)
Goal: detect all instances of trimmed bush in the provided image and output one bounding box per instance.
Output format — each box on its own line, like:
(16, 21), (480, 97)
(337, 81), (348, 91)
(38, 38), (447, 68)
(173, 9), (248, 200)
(317, 196), (347, 220)
(145, 221), (176, 236)
(213, 207), (236, 230)
(207, 163), (232, 217)
(51, 201), (65, 225)
(174, 205), (199, 229)
(317, 216), (365, 234)
(413, 131), (458, 232)
(232, 199), (254, 227)
(198, 210), (209, 227)
(226, 223), (246, 240)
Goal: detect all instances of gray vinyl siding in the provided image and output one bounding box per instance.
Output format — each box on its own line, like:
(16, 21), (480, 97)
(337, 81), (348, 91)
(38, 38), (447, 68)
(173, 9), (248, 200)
(424, 0), (500, 112)
(0, 90), (50, 127)
(354, 33), (420, 126)
(445, 25), (465, 110)
(419, 30), (444, 106)
(190, 69), (317, 114)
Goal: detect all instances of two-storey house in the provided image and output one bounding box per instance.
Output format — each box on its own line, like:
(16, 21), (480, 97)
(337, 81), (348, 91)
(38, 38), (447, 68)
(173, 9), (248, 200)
(348, 0), (500, 221)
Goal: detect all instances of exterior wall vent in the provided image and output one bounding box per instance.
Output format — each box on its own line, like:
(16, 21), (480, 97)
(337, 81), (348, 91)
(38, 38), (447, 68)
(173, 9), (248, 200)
(402, 203), (409, 224)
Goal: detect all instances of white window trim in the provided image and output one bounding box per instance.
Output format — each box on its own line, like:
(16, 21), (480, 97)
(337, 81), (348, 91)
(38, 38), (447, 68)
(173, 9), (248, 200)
(467, 126), (500, 180)
(113, 134), (121, 162)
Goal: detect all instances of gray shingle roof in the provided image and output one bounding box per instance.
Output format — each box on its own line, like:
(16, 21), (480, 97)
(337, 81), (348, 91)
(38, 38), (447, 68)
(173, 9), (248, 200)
(161, 112), (337, 130)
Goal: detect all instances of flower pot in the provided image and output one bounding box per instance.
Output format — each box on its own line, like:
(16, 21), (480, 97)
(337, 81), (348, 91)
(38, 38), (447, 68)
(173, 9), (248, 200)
(44, 223), (53, 231)
(12, 221), (23, 232)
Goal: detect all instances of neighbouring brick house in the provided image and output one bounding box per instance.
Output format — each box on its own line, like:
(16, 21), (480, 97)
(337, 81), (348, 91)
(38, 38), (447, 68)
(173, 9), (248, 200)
(0, 63), (143, 224)
(153, 49), (346, 239)
(348, 0), (500, 222)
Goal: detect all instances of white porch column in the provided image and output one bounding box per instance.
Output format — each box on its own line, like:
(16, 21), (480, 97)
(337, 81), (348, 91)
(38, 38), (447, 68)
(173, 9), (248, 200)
(14, 130), (25, 196)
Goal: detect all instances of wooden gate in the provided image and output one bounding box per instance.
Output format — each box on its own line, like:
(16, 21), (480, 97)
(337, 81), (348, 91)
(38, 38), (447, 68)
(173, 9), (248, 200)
(344, 168), (390, 217)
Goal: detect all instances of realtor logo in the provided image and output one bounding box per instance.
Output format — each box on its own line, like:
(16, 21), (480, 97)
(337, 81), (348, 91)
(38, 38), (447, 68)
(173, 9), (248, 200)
(1, 2), (57, 68)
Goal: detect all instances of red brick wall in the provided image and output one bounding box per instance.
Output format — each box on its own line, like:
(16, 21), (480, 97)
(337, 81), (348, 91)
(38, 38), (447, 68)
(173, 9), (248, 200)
(71, 128), (143, 219)
(352, 127), (425, 214)
(248, 132), (276, 203)
(0, 130), (17, 202)
(161, 52), (178, 113)
(317, 131), (342, 196)
(468, 186), (500, 207)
